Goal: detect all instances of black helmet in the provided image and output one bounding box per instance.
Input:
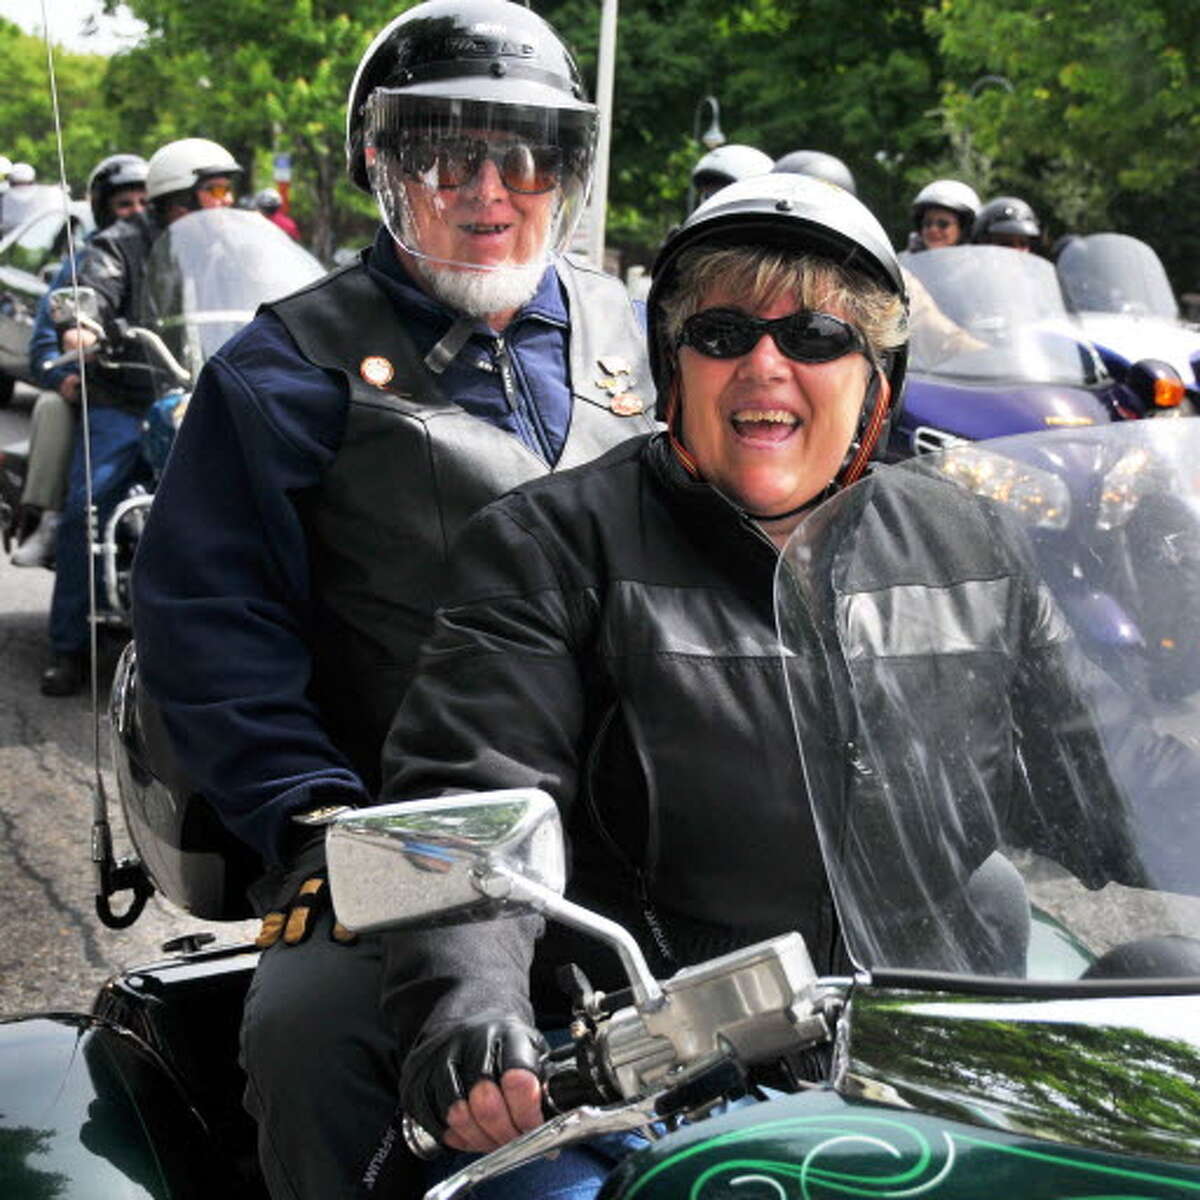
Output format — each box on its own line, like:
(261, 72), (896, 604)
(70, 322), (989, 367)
(771, 150), (857, 197)
(86, 153), (149, 227)
(973, 195), (1040, 243)
(648, 173), (908, 487)
(346, 0), (594, 188)
(345, 0), (596, 276)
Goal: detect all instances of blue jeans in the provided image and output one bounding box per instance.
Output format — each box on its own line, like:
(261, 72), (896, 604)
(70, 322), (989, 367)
(425, 1129), (646, 1200)
(49, 407), (144, 654)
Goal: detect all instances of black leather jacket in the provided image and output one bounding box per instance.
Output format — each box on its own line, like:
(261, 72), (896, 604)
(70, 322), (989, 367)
(377, 433), (1162, 1043)
(72, 209), (163, 408)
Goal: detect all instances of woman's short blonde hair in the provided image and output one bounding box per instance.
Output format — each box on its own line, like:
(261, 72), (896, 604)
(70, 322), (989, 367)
(657, 243), (908, 368)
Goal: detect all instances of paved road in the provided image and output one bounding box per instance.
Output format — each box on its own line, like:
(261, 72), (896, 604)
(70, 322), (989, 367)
(0, 383), (255, 1017)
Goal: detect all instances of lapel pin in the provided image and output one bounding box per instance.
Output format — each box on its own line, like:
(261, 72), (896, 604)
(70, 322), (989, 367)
(360, 356), (395, 387)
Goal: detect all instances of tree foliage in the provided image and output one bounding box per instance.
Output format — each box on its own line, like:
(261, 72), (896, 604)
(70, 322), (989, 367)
(1, 1), (1196, 286)
(105, 0), (399, 260)
(0, 20), (120, 188)
(928, 0), (1200, 278)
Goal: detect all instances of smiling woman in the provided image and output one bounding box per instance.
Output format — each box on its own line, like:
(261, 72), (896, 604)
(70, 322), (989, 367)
(650, 174), (909, 544)
(369, 173), (918, 1193)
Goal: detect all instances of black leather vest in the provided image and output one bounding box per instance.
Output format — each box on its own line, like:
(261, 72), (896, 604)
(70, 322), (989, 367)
(268, 255), (657, 790)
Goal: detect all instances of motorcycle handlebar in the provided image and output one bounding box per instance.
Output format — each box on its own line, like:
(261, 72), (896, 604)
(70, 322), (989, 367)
(41, 347), (90, 374)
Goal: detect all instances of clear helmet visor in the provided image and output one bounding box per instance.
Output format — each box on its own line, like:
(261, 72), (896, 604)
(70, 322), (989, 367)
(365, 91), (596, 278)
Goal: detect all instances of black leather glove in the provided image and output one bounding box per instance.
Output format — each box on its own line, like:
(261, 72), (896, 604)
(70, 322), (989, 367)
(400, 1016), (548, 1141)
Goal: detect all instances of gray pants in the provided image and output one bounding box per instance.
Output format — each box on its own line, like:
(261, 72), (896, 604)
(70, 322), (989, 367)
(22, 390), (74, 510)
(240, 871), (420, 1199)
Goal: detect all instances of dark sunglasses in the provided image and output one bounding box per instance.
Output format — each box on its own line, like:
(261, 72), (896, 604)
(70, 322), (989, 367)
(679, 307), (864, 363)
(397, 137), (563, 195)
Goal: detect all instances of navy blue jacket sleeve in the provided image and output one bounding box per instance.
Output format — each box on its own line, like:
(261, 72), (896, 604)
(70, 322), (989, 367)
(29, 257), (78, 391)
(132, 312), (370, 863)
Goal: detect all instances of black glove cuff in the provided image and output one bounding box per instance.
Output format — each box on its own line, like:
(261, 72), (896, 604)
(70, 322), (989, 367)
(399, 1017), (547, 1140)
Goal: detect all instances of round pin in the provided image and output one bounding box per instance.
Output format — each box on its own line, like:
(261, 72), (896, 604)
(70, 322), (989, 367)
(610, 392), (644, 416)
(360, 355), (394, 387)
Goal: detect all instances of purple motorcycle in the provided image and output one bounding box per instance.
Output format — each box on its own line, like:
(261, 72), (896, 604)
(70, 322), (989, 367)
(891, 244), (1186, 460)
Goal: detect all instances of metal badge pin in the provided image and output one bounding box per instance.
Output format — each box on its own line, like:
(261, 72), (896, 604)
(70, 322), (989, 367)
(360, 355), (395, 388)
(598, 355), (631, 377)
(610, 392), (645, 416)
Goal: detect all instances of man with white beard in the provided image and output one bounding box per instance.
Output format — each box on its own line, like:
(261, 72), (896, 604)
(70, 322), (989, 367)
(129, 4), (655, 1196)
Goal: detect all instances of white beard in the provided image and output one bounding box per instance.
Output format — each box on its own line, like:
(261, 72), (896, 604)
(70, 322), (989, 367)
(411, 252), (549, 319)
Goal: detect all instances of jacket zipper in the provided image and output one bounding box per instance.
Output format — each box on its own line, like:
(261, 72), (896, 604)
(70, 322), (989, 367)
(493, 335), (552, 464)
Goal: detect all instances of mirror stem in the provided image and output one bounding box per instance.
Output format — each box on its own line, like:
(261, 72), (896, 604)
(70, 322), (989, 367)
(474, 868), (667, 1011)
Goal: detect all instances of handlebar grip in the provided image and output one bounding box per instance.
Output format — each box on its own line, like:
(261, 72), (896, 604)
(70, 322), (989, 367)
(42, 349), (85, 373)
(542, 1049), (612, 1114)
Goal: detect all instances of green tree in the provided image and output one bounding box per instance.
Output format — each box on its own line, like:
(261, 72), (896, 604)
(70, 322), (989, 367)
(0, 1126), (68, 1199)
(0, 20), (119, 192)
(107, 0), (401, 260)
(928, 0), (1200, 284)
(545, 0), (946, 263)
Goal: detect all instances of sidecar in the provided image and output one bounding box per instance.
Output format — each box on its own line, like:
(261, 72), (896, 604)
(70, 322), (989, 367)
(0, 941), (261, 1200)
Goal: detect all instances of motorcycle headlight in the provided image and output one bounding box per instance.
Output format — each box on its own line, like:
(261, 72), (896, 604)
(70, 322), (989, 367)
(1097, 447), (1157, 531)
(932, 446), (1071, 530)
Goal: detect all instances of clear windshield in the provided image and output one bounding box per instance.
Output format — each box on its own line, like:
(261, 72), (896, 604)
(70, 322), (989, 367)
(1057, 233), (1179, 321)
(775, 421), (1200, 983)
(138, 207), (325, 382)
(903, 245), (1101, 386)
(0, 183), (73, 237)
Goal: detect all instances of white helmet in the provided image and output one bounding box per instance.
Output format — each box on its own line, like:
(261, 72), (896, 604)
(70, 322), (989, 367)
(691, 144), (773, 209)
(146, 137), (241, 201)
(911, 179), (981, 235)
(692, 144), (774, 189)
(9, 161), (36, 185)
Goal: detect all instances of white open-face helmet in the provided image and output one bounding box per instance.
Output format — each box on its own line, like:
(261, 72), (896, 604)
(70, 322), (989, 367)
(146, 138), (241, 202)
(911, 179), (980, 238)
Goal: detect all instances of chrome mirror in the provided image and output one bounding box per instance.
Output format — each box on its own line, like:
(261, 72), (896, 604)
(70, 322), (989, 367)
(326, 789), (566, 934)
(326, 788), (666, 1010)
(48, 285), (101, 328)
